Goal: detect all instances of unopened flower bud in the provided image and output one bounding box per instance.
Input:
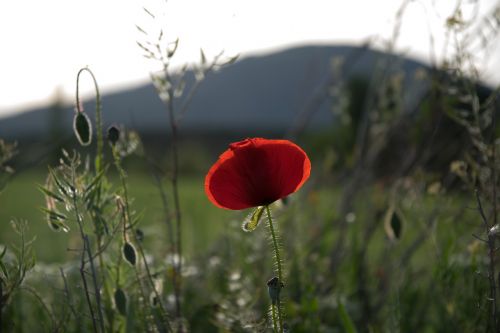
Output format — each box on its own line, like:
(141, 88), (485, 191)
(73, 112), (92, 146)
(267, 276), (284, 305)
(107, 125), (120, 145)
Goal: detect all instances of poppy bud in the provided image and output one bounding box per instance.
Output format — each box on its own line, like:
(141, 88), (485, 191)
(114, 287), (127, 316)
(267, 276), (284, 305)
(107, 125), (120, 145)
(73, 112), (92, 146)
(123, 242), (137, 266)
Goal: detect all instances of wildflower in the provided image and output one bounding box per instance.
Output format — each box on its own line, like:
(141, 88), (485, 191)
(205, 138), (311, 210)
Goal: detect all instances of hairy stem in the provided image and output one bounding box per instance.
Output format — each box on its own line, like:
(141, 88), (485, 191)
(271, 304), (278, 333)
(266, 205), (284, 333)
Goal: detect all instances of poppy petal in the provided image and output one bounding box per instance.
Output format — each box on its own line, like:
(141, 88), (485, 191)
(205, 138), (311, 210)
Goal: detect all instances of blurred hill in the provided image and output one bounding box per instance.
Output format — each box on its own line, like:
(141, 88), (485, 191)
(0, 45), (431, 142)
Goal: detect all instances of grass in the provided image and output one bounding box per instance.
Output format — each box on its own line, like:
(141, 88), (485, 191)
(0, 156), (495, 332)
(0, 168), (232, 263)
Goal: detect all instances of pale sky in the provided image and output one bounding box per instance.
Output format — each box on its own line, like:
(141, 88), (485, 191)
(0, 0), (499, 119)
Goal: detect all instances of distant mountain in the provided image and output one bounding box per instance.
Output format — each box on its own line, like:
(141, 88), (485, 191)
(0, 45), (431, 141)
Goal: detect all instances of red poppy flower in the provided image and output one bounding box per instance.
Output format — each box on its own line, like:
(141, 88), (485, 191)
(205, 138), (311, 210)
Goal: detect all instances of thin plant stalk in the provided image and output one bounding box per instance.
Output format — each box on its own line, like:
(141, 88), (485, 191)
(271, 304), (278, 333)
(73, 194), (103, 333)
(266, 205), (284, 333)
(491, 104), (498, 333)
(75, 67), (115, 328)
(0, 280), (3, 330)
(164, 69), (184, 322)
(75, 68), (103, 173)
(112, 146), (173, 333)
(476, 190), (499, 332)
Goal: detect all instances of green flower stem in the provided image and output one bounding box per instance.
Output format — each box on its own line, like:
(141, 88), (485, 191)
(266, 205), (284, 333)
(76, 67), (103, 173)
(271, 304), (278, 333)
(75, 67), (112, 329)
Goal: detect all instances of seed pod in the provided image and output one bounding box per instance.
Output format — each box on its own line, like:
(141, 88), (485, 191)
(384, 206), (403, 241)
(107, 125), (120, 145)
(135, 228), (144, 242)
(267, 276), (284, 305)
(114, 288), (127, 316)
(73, 112), (92, 146)
(123, 242), (137, 266)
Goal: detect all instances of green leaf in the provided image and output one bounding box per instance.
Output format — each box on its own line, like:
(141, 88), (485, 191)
(123, 242), (137, 266)
(47, 220), (70, 233)
(40, 207), (67, 222)
(200, 48), (206, 65)
(0, 260), (8, 279)
(84, 166), (107, 196)
(40, 208), (69, 232)
(338, 301), (357, 333)
(73, 112), (92, 146)
(242, 206), (265, 232)
(114, 288), (127, 316)
(49, 169), (68, 197)
(38, 185), (65, 203)
(0, 246), (6, 260)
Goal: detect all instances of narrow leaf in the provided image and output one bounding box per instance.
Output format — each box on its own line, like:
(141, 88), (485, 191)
(0, 246), (6, 260)
(49, 169), (69, 197)
(40, 207), (67, 222)
(84, 166), (107, 195)
(40, 208), (69, 232)
(167, 38), (179, 58)
(200, 48), (206, 65)
(338, 301), (357, 333)
(0, 261), (8, 279)
(38, 185), (64, 203)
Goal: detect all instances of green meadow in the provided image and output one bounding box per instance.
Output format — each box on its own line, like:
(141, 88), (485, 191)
(0, 169), (231, 263)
